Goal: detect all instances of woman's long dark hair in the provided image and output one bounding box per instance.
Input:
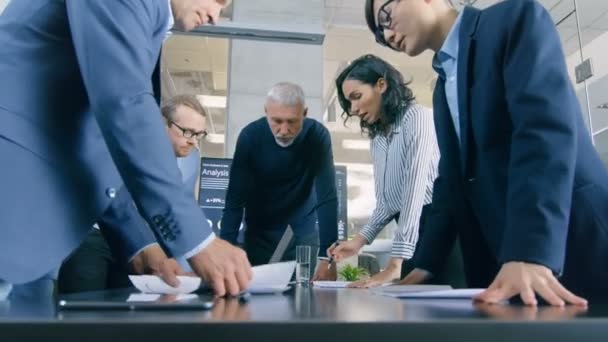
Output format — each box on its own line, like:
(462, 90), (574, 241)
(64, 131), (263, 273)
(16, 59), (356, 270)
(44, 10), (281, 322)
(335, 54), (415, 138)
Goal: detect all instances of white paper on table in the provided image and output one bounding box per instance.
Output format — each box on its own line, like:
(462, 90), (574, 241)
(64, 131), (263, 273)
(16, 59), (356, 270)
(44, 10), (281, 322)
(129, 261), (295, 295)
(371, 285), (452, 294)
(312, 281), (402, 288)
(248, 261), (296, 294)
(312, 281), (351, 288)
(373, 287), (485, 299)
(129, 275), (201, 295)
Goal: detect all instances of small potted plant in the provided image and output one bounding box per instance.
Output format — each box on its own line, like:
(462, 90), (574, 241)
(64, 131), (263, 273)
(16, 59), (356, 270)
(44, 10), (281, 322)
(338, 264), (369, 282)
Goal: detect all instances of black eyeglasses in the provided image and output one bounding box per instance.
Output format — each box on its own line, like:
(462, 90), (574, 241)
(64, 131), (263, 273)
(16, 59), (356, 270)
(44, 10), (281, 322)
(378, 0), (398, 30)
(169, 120), (208, 141)
(374, 0), (400, 50)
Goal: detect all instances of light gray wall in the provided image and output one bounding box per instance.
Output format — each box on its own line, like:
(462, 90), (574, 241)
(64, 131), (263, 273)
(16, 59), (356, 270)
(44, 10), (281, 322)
(224, 0), (324, 157)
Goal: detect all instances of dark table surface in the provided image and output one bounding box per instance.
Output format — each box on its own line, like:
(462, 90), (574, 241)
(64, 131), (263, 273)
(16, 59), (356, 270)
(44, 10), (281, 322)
(1, 286), (607, 342)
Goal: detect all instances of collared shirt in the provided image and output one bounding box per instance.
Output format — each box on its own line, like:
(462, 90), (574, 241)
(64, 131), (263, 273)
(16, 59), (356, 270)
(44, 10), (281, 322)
(432, 11), (463, 141)
(166, 0), (174, 38)
(165, 2), (215, 259)
(359, 104), (440, 259)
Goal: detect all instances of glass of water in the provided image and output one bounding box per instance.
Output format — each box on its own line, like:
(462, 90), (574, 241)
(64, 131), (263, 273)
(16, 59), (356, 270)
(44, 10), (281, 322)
(295, 245), (311, 285)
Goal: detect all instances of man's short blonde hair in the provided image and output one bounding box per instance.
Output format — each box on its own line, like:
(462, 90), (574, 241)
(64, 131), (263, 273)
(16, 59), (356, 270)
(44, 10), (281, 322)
(161, 95), (207, 121)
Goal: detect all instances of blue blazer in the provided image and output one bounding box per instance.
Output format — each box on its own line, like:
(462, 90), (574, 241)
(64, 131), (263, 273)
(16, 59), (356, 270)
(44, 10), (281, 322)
(0, 0), (211, 283)
(101, 150), (202, 262)
(415, 0), (608, 297)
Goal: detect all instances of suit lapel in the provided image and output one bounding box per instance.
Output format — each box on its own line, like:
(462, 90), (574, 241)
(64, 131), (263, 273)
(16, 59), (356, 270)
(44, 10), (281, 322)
(433, 78), (462, 173)
(457, 7), (481, 175)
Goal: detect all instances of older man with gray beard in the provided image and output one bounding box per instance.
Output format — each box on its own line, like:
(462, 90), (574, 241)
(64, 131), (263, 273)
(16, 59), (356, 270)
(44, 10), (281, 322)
(220, 82), (339, 281)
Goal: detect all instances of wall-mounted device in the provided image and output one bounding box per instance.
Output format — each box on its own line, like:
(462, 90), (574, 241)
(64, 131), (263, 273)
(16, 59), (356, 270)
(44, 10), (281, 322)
(575, 58), (594, 84)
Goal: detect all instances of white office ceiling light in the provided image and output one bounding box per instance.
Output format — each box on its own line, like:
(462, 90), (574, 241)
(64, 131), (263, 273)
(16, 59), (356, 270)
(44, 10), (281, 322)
(206, 133), (225, 144)
(197, 95), (227, 109)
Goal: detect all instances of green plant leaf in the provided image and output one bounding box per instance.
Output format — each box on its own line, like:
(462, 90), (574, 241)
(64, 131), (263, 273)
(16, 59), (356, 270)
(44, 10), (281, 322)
(338, 264), (369, 282)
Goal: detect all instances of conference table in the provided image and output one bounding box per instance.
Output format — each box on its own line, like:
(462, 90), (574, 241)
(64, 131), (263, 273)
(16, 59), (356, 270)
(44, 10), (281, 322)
(1, 286), (607, 342)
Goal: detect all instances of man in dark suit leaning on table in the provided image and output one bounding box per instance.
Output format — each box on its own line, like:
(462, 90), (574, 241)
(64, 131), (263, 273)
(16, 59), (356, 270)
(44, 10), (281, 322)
(364, 0), (608, 305)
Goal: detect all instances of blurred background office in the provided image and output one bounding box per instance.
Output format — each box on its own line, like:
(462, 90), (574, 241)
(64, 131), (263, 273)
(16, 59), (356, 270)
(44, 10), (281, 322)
(2, 0), (607, 269)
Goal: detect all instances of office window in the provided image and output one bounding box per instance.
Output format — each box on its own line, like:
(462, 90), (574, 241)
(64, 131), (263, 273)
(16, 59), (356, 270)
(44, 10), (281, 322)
(161, 35), (229, 158)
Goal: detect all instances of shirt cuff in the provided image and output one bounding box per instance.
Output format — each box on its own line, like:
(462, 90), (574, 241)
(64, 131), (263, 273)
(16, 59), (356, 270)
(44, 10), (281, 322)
(391, 241), (416, 259)
(359, 228), (378, 244)
(182, 232), (216, 259)
(128, 243), (159, 262)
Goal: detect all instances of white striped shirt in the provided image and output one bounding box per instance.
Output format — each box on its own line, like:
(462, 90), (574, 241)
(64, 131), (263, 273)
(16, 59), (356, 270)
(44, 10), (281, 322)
(359, 104), (439, 259)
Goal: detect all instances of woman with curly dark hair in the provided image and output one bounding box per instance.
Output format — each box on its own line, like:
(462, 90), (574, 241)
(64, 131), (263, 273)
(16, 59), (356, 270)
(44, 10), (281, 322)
(327, 54), (464, 288)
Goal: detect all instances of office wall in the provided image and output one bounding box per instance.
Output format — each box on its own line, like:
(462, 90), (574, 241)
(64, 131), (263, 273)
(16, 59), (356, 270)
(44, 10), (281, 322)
(224, 0), (324, 157)
(566, 30), (608, 136)
(564, 1), (608, 166)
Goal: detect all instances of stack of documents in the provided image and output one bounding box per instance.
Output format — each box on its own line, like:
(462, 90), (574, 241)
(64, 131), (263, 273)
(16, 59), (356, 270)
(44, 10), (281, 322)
(129, 261), (296, 295)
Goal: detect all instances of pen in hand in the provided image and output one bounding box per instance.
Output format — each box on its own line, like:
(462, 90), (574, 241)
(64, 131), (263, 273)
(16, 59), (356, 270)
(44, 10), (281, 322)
(327, 241), (340, 270)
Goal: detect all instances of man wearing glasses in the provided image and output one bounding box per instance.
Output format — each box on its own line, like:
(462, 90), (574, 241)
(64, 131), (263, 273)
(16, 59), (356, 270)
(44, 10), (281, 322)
(59, 95), (211, 293)
(365, 0), (608, 305)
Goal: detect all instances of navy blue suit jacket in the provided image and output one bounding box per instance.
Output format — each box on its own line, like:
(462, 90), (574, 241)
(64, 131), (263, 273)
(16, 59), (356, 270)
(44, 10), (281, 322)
(0, 0), (211, 283)
(415, 0), (608, 297)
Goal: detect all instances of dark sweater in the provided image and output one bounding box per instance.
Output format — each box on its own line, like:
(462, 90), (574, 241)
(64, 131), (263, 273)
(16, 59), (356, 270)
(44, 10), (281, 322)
(220, 117), (338, 257)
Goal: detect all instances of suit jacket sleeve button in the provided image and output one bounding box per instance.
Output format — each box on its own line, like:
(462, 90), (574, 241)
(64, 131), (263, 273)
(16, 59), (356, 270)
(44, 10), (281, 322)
(105, 188), (116, 199)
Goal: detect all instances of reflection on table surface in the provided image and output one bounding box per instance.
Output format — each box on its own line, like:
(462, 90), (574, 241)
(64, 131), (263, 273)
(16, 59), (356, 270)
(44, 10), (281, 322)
(1, 285), (606, 323)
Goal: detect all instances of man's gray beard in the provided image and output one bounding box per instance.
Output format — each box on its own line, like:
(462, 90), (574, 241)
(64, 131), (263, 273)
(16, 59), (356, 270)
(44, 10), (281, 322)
(275, 137), (295, 148)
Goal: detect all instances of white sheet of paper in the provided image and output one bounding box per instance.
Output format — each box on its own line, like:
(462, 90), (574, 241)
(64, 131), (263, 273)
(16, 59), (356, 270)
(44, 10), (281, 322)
(126, 293), (161, 302)
(129, 261), (295, 295)
(248, 261), (296, 294)
(374, 287), (485, 299)
(371, 285), (452, 294)
(129, 275), (201, 295)
(313, 281), (351, 288)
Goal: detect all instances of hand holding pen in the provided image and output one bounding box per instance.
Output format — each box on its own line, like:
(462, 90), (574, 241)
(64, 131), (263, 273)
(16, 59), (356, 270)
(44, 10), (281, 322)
(326, 235), (367, 268)
(326, 241), (340, 269)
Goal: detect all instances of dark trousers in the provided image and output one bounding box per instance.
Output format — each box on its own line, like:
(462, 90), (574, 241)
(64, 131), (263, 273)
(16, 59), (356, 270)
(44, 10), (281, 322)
(401, 204), (467, 288)
(57, 229), (130, 294)
(244, 227), (319, 276)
